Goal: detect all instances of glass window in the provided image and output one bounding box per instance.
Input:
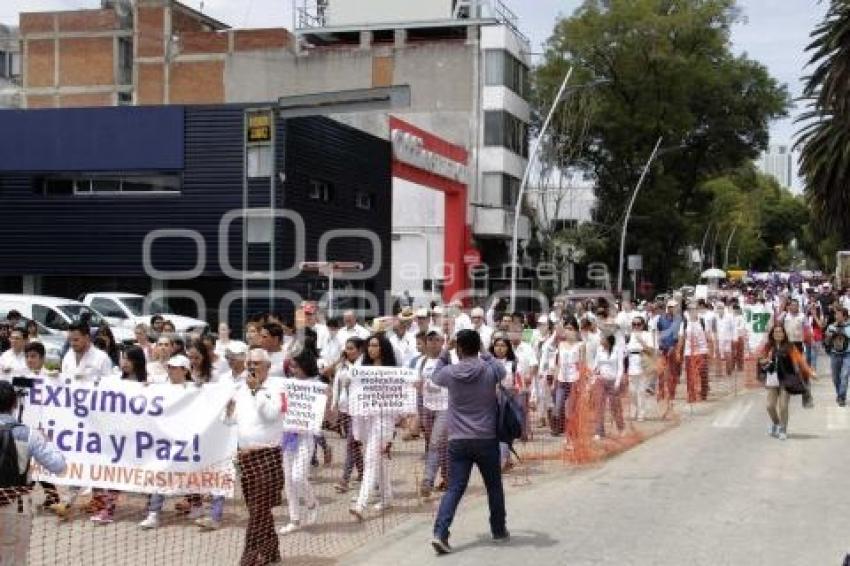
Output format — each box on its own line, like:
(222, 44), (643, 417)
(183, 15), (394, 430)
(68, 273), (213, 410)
(482, 172), (520, 208)
(118, 38), (133, 85)
(32, 305), (69, 332)
(90, 298), (127, 319)
(484, 111), (528, 158)
(43, 174), (180, 195)
(10, 52), (20, 77)
(484, 50), (529, 99)
(0, 51), (7, 78)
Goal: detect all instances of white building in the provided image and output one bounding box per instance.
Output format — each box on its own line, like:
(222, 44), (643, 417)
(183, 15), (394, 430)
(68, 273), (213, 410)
(0, 25), (21, 108)
(757, 144), (793, 189)
(233, 0), (533, 302)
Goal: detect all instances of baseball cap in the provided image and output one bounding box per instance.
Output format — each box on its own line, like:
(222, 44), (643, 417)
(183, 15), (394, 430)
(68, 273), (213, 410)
(470, 307), (485, 318)
(225, 342), (249, 358)
(167, 354), (191, 369)
(415, 308), (430, 318)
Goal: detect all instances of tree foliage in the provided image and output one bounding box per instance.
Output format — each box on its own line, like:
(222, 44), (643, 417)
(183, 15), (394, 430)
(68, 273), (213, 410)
(797, 1), (850, 245)
(534, 0), (790, 288)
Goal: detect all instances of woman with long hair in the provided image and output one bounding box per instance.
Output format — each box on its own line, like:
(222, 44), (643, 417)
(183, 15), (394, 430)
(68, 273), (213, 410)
(187, 338), (213, 384)
(95, 324), (121, 367)
(626, 317), (655, 422)
(593, 333), (625, 439)
(553, 318), (584, 437)
(349, 334), (398, 520)
(490, 334), (519, 470)
(332, 337), (365, 493)
(279, 349), (322, 535)
(120, 346), (147, 382)
(760, 324), (814, 440)
(245, 321), (262, 348)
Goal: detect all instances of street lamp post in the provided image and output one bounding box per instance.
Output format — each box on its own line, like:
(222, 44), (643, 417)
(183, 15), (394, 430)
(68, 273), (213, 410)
(509, 66), (573, 313)
(617, 136), (663, 294)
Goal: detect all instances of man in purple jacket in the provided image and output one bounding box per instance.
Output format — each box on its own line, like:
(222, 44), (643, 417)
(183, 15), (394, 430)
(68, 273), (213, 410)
(429, 329), (509, 555)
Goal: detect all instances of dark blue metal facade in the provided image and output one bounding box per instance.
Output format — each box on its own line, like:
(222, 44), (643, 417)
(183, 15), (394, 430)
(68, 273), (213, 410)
(0, 104), (392, 322)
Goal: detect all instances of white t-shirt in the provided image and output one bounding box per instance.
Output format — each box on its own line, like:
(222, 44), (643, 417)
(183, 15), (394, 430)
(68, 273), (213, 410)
(783, 312), (805, 344)
(627, 331), (652, 376)
(595, 346), (623, 383)
(420, 357), (447, 411)
(473, 324), (494, 350)
(0, 349), (26, 378)
(268, 350), (286, 378)
(716, 313), (737, 342)
(557, 341), (582, 383)
(513, 342), (539, 382)
(679, 317), (709, 357)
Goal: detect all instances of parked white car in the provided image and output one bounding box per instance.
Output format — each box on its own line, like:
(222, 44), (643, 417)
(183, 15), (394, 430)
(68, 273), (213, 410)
(0, 294), (134, 344)
(81, 293), (208, 335)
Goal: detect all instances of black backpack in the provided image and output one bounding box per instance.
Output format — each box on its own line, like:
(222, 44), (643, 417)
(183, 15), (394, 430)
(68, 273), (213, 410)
(0, 423), (28, 488)
(496, 384), (524, 460)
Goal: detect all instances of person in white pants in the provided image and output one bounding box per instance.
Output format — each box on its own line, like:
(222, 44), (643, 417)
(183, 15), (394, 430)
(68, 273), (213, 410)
(279, 349), (321, 535)
(627, 318), (655, 421)
(349, 334), (398, 521)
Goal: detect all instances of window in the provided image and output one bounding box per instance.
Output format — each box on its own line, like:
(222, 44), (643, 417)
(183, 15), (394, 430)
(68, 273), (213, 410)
(0, 51), (6, 78)
(118, 38), (133, 85)
(482, 172), (521, 208)
(42, 174), (181, 196)
(485, 49), (529, 99)
(484, 110), (529, 157)
(32, 305), (68, 332)
(308, 179), (334, 202)
(10, 52), (20, 78)
(355, 191), (373, 210)
(247, 145), (273, 178)
(90, 298), (127, 319)
(118, 92), (132, 106)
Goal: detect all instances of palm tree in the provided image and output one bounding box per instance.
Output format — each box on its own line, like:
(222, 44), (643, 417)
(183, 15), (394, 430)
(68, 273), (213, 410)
(797, 1), (850, 245)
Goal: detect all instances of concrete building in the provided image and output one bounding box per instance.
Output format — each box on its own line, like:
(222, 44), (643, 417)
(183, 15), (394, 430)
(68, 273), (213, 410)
(11, 0), (532, 304)
(0, 25), (21, 108)
(757, 144), (794, 189)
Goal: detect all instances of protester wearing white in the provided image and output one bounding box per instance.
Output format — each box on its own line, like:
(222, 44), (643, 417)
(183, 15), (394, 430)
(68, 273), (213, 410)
(627, 321), (654, 421)
(338, 311), (371, 343)
(469, 307), (493, 350)
(61, 324), (113, 382)
(213, 323), (246, 357)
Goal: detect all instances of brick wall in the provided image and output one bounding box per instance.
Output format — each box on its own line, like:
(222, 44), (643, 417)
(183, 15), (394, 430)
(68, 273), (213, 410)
(58, 92), (114, 107)
(169, 60), (224, 104)
(137, 6), (165, 58)
(20, 13), (55, 34)
(137, 63), (164, 104)
(57, 9), (120, 33)
(26, 94), (56, 108)
(234, 29), (290, 51)
(25, 39), (55, 88)
(59, 37), (114, 87)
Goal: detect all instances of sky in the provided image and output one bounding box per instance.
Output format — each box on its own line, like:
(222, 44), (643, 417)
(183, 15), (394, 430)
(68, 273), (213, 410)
(1, 0), (827, 188)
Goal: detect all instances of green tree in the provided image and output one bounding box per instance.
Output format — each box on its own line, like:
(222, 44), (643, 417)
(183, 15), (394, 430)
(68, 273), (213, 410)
(535, 0), (789, 289)
(797, 1), (850, 245)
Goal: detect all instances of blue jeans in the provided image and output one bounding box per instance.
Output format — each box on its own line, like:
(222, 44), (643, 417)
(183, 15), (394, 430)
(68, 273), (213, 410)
(831, 354), (850, 400)
(433, 438), (506, 541)
(805, 343), (817, 373)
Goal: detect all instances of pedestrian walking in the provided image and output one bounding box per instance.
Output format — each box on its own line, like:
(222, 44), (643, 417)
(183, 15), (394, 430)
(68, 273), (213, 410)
(429, 329), (508, 555)
(760, 324), (813, 440)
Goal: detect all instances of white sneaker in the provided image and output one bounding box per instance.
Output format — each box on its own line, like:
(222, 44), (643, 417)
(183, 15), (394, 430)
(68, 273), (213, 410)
(305, 505), (319, 526)
(138, 512), (160, 530)
(593, 434), (602, 441)
(279, 522), (300, 535)
(187, 506), (204, 520)
(373, 501), (393, 512)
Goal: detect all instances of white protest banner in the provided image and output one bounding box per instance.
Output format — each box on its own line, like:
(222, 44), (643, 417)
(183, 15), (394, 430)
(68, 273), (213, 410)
(22, 379), (238, 497)
(423, 379), (448, 411)
(280, 378), (328, 434)
(349, 366), (418, 417)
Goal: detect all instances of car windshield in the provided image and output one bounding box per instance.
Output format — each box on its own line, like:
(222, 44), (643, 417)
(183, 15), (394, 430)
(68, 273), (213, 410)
(122, 297), (172, 316)
(58, 304), (104, 327)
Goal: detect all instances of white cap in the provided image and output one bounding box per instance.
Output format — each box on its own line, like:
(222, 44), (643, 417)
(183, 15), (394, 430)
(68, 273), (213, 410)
(415, 308), (430, 318)
(470, 307), (485, 318)
(537, 315), (548, 324)
(167, 354), (191, 369)
(225, 342), (248, 358)
(433, 306), (444, 315)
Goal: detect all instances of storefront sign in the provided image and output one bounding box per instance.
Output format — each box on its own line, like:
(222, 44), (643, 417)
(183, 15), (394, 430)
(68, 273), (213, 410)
(391, 128), (469, 184)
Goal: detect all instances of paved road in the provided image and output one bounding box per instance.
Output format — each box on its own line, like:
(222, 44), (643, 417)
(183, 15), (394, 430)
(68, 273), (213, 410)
(346, 373), (850, 566)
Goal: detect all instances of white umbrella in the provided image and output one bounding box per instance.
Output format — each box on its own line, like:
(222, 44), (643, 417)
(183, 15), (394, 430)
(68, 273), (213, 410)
(701, 268), (727, 279)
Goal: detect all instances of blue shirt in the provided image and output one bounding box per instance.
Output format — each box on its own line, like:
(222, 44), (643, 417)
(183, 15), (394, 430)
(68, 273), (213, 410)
(657, 314), (682, 352)
(0, 413), (67, 476)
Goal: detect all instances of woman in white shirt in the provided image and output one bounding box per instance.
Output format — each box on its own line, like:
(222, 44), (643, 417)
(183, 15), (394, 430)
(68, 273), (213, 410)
(279, 350), (321, 535)
(332, 337), (365, 494)
(490, 335), (521, 471)
(554, 318), (584, 437)
(626, 317), (655, 422)
(593, 333), (625, 439)
(534, 324), (559, 429)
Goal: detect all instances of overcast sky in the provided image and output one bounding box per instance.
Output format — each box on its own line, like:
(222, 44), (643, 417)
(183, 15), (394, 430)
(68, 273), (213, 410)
(1, 0), (827, 185)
